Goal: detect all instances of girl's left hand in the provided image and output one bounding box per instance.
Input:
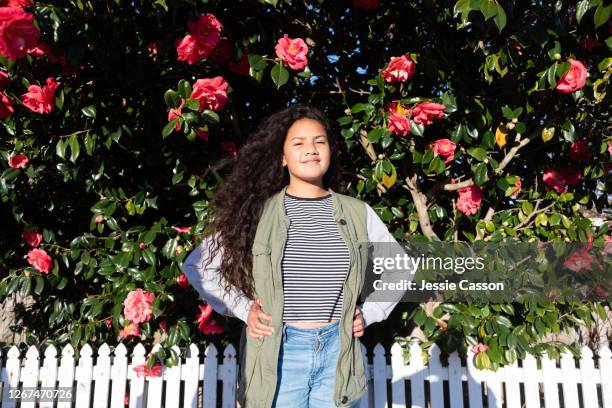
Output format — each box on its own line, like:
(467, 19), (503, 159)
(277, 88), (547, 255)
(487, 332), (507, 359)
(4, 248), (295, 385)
(353, 306), (364, 337)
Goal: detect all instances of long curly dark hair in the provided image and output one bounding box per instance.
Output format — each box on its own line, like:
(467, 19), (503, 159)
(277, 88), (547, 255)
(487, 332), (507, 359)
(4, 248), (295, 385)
(202, 103), (347, 302)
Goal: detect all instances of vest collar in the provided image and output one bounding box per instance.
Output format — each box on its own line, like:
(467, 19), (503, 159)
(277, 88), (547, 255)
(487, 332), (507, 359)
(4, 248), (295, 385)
(274, 185), (344, 226)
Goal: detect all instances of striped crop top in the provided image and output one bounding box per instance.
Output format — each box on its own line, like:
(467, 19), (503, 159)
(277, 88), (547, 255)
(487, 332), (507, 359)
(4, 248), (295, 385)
(281, 191), (350, 322)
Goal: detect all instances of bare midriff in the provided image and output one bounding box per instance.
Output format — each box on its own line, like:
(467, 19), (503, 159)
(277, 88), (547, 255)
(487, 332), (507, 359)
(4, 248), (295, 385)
(285, 320), (338, 328)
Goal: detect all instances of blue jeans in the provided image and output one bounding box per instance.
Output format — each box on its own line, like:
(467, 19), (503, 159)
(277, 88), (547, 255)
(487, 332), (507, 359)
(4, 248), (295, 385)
(272, 320), (361, 408)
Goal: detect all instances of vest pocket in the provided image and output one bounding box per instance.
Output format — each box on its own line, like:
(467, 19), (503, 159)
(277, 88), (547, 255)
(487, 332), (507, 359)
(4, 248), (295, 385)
(251, 242), (272, 284)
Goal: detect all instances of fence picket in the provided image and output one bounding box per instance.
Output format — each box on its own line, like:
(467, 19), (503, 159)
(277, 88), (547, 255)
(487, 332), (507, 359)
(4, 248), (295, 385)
(0, 339), (609, 408)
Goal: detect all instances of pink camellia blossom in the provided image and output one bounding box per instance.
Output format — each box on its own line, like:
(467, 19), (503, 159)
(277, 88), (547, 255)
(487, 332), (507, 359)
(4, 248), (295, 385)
(167, 99), (184, 131)
(190, 76), (229, 112)
(412, 102), (446, 125)
(8, 153), (28, 168)
(21, 77), (59, 114)
(0, 0), (32, 6)
(0, 7), (40, 60)
(94, 215), (104, 223)
(383, 100), (407, 113)
(123, 289), (155, 324)
(195, 128), (209, 141)
(159, 320), (167, 332)
(563, 248), (592, 273)
(275, 34), (309, 71)
(176, 274), (190, 289)
(133, 363), (163, 378)
(228, 48), (250, 76)
(104, 317), (112, 329)
(119, 322), (141, 339)
(210, 38), (233, 64)
(457, 185), (483, 216)
(602, 236), (612, 256)
(569, 138), (590, 162)
(139, 242), (145, 249)
(555, 59), (588, 94)
(176, 13), (222, 65)
(594, 286), (610, 298)
(0, 90), (13, 119)
(22, 230), (42, 247)
(381, 54), (416, 83)
(221, 140), (237, 157)
(472, 343), (488, 354)
(387, 111), (411, 136)
(27, 248), (52, 274)
(542, 167), (582, 193)
(171, 226), (191, 234)
(608, 142), (612, 157)
(27, 43), (58, 63)
(432, 139), (456, 164)
(196, 304), (224, 335)
(510, 178), (522, 198)
(353, 0), (379, 9)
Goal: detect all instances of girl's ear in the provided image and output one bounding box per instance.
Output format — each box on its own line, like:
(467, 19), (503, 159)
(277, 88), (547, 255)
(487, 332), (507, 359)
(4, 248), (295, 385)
(281, 156), (287, 167)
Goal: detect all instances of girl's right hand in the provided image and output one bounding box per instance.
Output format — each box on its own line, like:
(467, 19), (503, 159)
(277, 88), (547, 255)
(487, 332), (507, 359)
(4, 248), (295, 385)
(247, 298), (274, 340)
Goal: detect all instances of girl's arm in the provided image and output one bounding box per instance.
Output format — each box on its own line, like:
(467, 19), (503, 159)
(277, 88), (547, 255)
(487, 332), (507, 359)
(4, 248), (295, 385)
(358, 203), (415, 328)
(182, 234), (253, 325)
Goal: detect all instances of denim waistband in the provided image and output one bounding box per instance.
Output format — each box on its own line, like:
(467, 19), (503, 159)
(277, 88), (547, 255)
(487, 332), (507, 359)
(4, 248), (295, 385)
(282, 320), (339, 340)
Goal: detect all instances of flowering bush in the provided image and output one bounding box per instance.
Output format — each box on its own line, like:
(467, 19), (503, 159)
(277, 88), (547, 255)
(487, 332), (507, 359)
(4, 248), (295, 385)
(0, 0), (609, 371)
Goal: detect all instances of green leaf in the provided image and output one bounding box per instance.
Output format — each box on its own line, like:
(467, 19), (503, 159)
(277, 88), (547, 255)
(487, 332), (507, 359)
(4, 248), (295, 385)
(162, 119), (178, 139)
(82, 105), (97, 118)
(468, 147), (487, 161)
(69, 134), (80, 163)
(34, 276), (44, 295)
(367, 128), (385, 143)
(594, 4), (611, 29)
(522, 201), (534, 215)
(271, 62), (289, 89)
(473, 163), (487, 185)
(177, 80), (192, 99)
(480, 0), (497, 20)
(56, 139), (66, 159)
(163, 90), (181, 108)
(410, 122), (424, 137)
(494, 3), (507, 32)
(576, 0), (592, 23)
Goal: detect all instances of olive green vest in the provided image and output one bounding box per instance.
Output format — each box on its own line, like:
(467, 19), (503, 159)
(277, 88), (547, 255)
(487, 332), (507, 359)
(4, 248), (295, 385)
(237, 185), (370, 407)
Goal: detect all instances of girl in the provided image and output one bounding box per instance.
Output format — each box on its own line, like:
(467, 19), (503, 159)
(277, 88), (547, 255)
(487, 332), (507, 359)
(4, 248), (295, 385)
(183, 104), (406, 407)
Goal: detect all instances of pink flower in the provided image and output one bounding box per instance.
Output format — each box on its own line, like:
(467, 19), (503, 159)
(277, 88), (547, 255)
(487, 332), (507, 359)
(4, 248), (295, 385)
(510, 177), (522, 198)
(275, 34), (309, 71)
(472, 343), (488, 354)
(569, 138), (590, 162)
(22, 230), (42, 247)
(190, 76), (228, 112)
(171, 226), (191, 234)
(602, 236), (612, 256)
(94, 215), (104, 223)
(139, 242), (145, 249)
(8, 153), (28, 168)
(221, 140), (237, 156)
(0, 7), (40, 60)
(119, 322), (141, 339)
(457, 185), (483, 216)
(608, 142), (612, 158)
(555, 59), (588, 94)
(133, 363), (163, 378)
(352, 0), (379, 9)
(146, 41), (158, 62)
(199, 320), (224, 335)
(196, 303), (224, 334)
(594, 286), (609, 298)
(27, 43), (58, 63)
(123, 289), (155, 324)
(383, 100), (407, 112)
(381, 54), (416, 83)
(27, 248), (52, 274)
(387, 111), (411, 136)
(432, 139), (456, 164)
(167, 99), (184, 131)
(196, 128), (209, 141)
(176, 13), (222, 65)
(0, 90), (13, 119)
(228, 48), (250, 76)
(542, 167), (582, 193)
(563, 248), (592, 273)
(159, 320), (167, 332)
(412, 102), (446, 126)
(176, 274), (190, 289)
(0, 0), (31, 6)
(21, 77), (59, 114)
(210, 38), (233, 64)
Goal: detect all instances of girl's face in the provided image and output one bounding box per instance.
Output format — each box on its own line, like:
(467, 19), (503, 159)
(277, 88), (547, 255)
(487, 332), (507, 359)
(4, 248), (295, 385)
(281, 118), (331, 185)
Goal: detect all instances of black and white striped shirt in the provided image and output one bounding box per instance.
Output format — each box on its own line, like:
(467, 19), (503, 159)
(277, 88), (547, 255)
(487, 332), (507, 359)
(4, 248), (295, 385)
(281, 191), (350, 322)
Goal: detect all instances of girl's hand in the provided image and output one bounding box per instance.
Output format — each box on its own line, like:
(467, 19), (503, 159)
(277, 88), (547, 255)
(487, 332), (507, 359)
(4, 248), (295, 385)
(353, 306), (365, 337)
(247, 298), (274, 340)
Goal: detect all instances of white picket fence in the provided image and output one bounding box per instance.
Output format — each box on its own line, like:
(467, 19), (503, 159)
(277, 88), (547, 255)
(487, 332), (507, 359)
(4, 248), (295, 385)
(0, 340), (611, 408)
